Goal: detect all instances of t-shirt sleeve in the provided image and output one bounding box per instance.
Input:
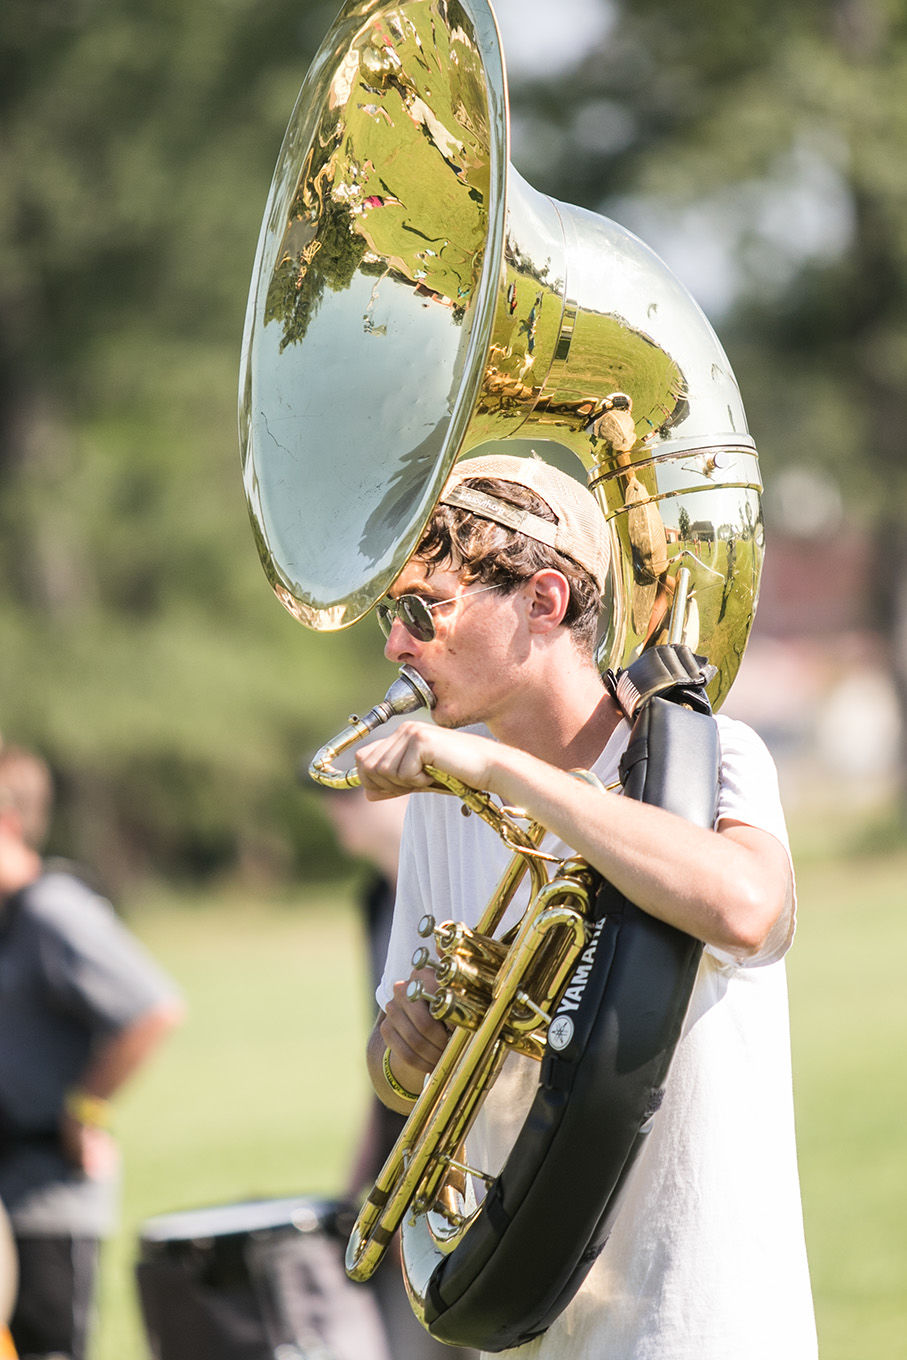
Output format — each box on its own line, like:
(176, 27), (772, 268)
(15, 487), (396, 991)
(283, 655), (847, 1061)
(710, 715), (797, 969)
(33, 874), (180, 1036)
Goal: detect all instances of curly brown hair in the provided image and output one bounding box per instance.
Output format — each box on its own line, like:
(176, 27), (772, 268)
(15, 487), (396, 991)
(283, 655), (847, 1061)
(416, 477), (601, 652)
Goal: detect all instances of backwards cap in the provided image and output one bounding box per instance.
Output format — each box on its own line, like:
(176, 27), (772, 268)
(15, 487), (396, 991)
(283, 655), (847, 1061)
(439, 453), (610, 594)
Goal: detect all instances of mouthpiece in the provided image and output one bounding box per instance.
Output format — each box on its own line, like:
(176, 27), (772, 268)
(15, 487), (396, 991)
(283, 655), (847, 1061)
(308, 665), (434, 788)
(381, 664), (435, 718)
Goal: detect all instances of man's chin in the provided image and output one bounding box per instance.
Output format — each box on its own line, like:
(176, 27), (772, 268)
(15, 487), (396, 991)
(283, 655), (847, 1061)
(432, 705), (477, 732)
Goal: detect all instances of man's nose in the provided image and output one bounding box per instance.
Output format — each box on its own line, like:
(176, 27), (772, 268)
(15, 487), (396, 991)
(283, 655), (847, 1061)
(383, 617), (418, 663)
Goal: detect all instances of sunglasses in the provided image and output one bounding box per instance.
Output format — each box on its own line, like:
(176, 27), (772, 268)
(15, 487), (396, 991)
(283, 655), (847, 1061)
(376, 584), (500, 641)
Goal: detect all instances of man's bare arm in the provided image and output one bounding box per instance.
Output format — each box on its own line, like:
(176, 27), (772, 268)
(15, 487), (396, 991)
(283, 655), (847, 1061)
(357, 723), (792, 959)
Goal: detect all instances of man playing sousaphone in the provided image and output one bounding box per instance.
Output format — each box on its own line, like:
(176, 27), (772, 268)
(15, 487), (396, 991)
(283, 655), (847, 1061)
(354, 452), (816, 1359)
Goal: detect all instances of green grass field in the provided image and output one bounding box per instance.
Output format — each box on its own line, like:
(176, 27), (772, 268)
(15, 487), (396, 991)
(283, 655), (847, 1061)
(91, 849), (907, 1360)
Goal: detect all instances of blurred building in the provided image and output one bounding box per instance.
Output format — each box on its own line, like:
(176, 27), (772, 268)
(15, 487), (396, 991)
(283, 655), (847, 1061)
(723, 526), (901, 815)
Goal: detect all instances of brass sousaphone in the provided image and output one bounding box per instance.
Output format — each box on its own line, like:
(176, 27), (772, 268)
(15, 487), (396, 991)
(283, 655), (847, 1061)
(240, 0), (763, 1349)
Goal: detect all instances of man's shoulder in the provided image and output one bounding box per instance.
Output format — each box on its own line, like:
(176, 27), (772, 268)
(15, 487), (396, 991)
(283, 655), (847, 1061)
(17, 867), (179, 1012)
(713, 712), (776, 770)
(713, 712), (787, 847)
(17, 865), (113, 934)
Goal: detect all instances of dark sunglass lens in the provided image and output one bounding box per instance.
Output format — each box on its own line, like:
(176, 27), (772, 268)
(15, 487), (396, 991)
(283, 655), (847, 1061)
(400, 595), (435, 641)
(376, 595), (439, 641)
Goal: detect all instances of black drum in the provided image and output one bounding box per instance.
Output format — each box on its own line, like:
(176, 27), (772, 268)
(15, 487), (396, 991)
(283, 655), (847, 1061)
(136, 1196), (391, 1360)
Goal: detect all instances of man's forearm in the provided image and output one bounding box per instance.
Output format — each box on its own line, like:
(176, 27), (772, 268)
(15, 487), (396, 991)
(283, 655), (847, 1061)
(74, 998), (184, 1102)
(60, 998), (184, 1175)
(484, 745), (792, 957)
(357, 722), (792, 960)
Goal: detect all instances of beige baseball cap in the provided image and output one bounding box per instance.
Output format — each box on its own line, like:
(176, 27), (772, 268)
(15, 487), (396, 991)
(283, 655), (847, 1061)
(440, 453), (610, 594)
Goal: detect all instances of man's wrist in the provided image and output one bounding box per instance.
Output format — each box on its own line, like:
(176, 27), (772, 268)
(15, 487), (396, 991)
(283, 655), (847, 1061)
(382, 1048), (420, 1104)
(64, 1089), (113, 1129)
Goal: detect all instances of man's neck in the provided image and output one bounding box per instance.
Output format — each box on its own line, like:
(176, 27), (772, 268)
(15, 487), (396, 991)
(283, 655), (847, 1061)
(487, 653), (623, 772)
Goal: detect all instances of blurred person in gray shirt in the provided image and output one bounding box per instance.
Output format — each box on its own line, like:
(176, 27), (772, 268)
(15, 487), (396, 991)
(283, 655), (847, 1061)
(0, 745), (184, 1360)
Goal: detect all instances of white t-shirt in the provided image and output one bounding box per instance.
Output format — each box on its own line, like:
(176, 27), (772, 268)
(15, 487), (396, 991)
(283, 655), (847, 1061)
(378, 715), (817, 1360)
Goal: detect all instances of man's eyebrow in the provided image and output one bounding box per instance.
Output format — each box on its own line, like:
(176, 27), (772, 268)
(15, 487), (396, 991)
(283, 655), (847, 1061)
(389, 581), (437, 600)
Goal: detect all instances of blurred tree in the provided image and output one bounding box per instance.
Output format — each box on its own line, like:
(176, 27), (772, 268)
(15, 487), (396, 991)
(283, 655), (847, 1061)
(2, 0), (906, 888)
(0, 0), (386, 889)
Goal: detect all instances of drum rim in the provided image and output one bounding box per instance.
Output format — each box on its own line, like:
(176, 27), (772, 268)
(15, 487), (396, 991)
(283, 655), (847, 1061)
(138, 1194), (346, 1245)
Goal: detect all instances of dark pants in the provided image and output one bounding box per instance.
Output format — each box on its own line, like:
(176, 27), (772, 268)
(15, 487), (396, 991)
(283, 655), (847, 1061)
(9, 1235), (99, 1360)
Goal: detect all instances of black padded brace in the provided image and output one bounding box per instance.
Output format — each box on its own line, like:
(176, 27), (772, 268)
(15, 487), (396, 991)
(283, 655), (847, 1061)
(607, 643), (717, 719)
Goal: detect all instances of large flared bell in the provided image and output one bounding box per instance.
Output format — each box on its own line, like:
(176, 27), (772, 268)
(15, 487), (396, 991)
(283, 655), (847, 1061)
(239, 0), (762, 708)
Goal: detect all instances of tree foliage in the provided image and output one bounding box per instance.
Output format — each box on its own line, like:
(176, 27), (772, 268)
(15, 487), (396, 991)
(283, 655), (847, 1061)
(1, 0), (905, 890)
(0, 0), (381, 888)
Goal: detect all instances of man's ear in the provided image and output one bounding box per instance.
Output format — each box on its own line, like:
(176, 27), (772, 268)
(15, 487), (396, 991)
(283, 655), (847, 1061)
(525, 570), (571, 633)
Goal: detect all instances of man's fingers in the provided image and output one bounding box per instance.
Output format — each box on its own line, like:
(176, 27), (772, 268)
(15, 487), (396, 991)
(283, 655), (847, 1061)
(381, 981), (448, 1072)
(356, 724), (438, 798)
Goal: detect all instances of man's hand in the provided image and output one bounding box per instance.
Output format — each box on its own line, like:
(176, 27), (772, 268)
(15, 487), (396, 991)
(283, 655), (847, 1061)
(381, 971), (449, 1076)
(59, 1114), (119, 1180)
(356, 722), (497, 800)
(369, 965), (451, 1112)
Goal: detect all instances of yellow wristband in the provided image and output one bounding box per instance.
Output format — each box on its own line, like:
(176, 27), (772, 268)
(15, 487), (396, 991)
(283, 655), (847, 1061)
(64, 1090), (113, 1129)
(382, 1048), (420, 1104)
